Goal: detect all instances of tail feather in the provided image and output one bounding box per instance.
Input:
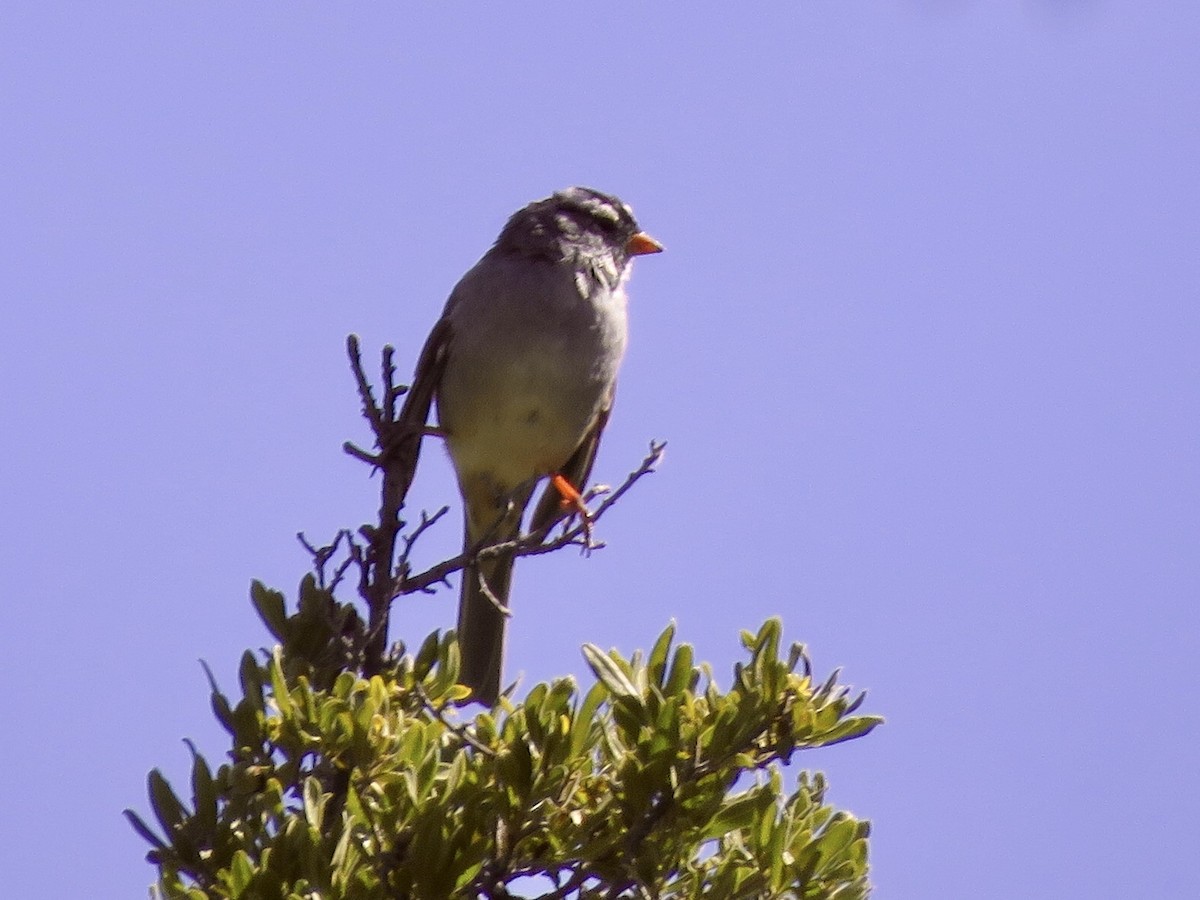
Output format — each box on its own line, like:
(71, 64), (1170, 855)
(456, 544), (514, 706)
(456, 479), (526, 706)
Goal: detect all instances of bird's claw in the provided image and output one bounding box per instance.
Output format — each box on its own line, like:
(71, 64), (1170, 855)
(551, 473), (599, 554)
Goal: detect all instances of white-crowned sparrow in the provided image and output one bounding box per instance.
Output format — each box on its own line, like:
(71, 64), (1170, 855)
(401, 187), (662, 705)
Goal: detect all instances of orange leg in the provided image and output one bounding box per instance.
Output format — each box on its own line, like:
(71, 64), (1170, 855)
(551, 474), (595, 545)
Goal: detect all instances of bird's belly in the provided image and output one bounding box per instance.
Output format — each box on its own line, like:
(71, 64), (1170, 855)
(438, 352), (605, 493)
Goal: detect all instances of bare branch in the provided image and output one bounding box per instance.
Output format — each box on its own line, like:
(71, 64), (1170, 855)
(341, 441), (380, 466)
(475, 568), (512, 617)
(381, 344), (407, 420)
(340, 334), (430, 675)
(530, 865), (594, 900)
(394, 441), (666, 598)
(345, 334), (385, 435)
(296, 529), (355, 590)
(395, 505), (450, 583)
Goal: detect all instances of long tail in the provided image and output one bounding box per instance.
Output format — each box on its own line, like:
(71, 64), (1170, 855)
(456, 525), (516, 706)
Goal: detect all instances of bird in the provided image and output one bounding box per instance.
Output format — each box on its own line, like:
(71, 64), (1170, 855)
(399, 187), (662, 705)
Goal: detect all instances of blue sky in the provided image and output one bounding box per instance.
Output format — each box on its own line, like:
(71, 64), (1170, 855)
(2, 3), (1197, 897)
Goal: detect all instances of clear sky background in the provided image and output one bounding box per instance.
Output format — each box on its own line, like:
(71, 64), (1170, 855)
(2, 3), (1197, 897)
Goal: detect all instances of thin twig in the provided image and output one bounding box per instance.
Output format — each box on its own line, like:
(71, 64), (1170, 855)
(413, 683), (497, 758)
(395, 505), (451, 583)
(382, 344), (406, 420)
(533, 864), (593, 900)
(342, 441), (380, 466)
(296, 529), (354, 590)
(342, 334), (427, 676)
(346, 334), (385, 435)
(475, 568), (512, 617)
(394, 441), (666, 599)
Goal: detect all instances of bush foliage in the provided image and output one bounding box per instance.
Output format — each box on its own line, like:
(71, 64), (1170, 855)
(128, 577), (880, 899)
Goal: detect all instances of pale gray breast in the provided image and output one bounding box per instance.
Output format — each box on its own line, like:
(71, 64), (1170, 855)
(436, 250), (628, 485)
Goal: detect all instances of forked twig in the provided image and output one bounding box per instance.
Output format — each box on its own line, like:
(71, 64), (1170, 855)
(393, 441), (666, 598)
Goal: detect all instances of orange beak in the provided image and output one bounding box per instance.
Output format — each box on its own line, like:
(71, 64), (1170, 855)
(626, 232), (664, 256)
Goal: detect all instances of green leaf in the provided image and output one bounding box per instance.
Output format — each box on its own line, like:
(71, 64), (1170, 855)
(701, 790), (764, 840)
(569, 681), (607, 757)
(814, 715), (885, 747)
(250, 580), (288, 641)
(582, 643), (639, 699)
(647, 621), (676, 686)
(186, 743), (217, 833)
(414, 629), (440, 677)
(664, 642), (696, 696)
(199, 659), (238, 739)
(238, 650), (266, 712)
(226, 849), (255, 894)
(544, 676), (576, 716)
(814, 815), (860, 870)
(500, 736), (534, 799)
(123, 808), (167, 850)
(268, 646), (294, 716)
(148, 769), (187, 836)
(303, 776), (326, 831)
(440, 631), (462, 691)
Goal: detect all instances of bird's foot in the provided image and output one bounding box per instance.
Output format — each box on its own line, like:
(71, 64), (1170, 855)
(551, 473), (598, 553)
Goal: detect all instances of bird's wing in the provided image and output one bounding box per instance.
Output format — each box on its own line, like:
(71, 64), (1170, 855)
(381, 314), (452, 492)
(397, 315), (452, 435)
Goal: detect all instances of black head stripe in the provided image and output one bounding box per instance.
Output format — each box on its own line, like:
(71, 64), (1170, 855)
(553, 186), (638, 236)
